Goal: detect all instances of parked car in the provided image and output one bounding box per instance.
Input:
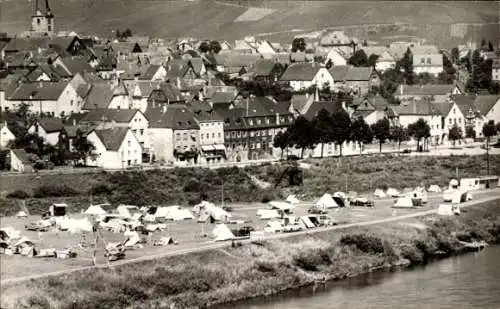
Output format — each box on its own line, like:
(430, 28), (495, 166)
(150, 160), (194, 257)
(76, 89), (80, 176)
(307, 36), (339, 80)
(232, 226), (255, 237)
(308, 206), (327, 214)
(350, 197), (374, 207)
(317, 215), (336, 226)
(25, 221), (51, 232)
(283, 224), (303, 233)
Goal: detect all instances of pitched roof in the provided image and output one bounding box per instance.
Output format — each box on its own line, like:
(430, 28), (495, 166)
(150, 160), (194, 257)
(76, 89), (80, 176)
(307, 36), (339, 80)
(329, 65), (351, 81)
(125, 80), (162, 98)
(399, 84), (455, 96)
(432, 102), (454, 117)
(215, 53), (261, 68)
(413, 53), (443, 67)
(81, 109), (141, 123)
(291, 94), (313, 113)
(10, 149), (35, 164)
(474, 95), (500, 115)
(189, 58), (204, 76)
(214, 106), (248, 130)
(34, 117), (64, 133)
(211, 91), (237, 104)
(280, 63), (321, 81)
(304, 101), (344, 121)
(140, 65), (162, 80)
(352, 110), (375, 119)
(233, 96), (292, 117)
(58, 57), (95, 75)
(191, 103), (223, 122)
(366, 95), (389, 111)
(391, 101), (440, 116)
(165, 59), (190, 80)
(82, 83), (114, 109)
(345, 67), (374, 81)
(94, 127), (130, 151)
(249, 59), (276, 76)
(8, 81), (68, 101)
(361, 46), (394, 61)
(149, 82), (183, 102)
(146, 104), (199, 130)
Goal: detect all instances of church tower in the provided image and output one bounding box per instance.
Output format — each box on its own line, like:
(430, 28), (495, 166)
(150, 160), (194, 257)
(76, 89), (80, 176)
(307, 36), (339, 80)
(31, 0), (54, 36)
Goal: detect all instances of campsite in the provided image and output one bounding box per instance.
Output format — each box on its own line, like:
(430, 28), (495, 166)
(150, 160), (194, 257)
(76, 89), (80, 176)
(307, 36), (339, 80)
(1, 183), (499, 280)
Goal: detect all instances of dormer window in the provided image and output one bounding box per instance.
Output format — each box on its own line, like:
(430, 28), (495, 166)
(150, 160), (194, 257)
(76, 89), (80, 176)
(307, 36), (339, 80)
(426, 58), (431, 64)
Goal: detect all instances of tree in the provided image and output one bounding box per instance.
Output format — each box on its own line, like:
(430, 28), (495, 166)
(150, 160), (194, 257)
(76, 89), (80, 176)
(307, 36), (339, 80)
(287, 116), (317, 158)
(371, 118), (391, 153)
(351, 117), (373, 154)
(496, 122), (500, 134)
(488, 41), (494, 52)
(115, 29), (121, 39)
(348, 50), (368, 67)
(407, 118), (430, 152)
(330, 109), (351, 157)
(366, 54), (380, 69)
(480, 38), (486, 49)
(198, 41), (209, 54)
(123, 28), (132, 38)
(399, 47), (414, 84)
(390, 125), (409, 153)
(482, 120), (496, 174)
(312, 109), (334, 158)
(209, 40), (222, 54)
(291, 38), (306, 52)
(72, 129), (97, 166)
(466, 126), (476, 139)
(448, 124), (463, 146)
(451, 47), (459, 64)
(273, 131), (289, 159)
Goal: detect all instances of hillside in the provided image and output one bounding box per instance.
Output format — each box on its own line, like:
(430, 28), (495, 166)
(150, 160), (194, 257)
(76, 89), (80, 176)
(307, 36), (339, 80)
(0, 1), (498, 47)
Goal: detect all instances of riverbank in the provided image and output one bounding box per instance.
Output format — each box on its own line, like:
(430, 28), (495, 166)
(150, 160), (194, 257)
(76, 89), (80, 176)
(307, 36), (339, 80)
(2, 200), (500, 309)
(1, 154), (499, 216)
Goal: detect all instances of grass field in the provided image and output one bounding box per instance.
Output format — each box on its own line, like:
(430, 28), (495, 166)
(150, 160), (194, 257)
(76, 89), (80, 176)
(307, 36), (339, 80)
(0, 0), (497, 48)
(2, 199), (500, 309)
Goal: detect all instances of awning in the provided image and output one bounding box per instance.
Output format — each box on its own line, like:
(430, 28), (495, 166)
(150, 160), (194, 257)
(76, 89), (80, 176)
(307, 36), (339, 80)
(213, 144), (226, 151)
(201, 145), (215, 151)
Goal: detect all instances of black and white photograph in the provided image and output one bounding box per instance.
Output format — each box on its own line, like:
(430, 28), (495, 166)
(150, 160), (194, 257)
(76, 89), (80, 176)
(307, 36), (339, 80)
(0, 0), (499, 308)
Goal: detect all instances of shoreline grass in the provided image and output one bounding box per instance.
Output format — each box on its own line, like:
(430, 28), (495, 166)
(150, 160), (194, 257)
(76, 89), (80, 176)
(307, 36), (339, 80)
(2, 200), (500, 309)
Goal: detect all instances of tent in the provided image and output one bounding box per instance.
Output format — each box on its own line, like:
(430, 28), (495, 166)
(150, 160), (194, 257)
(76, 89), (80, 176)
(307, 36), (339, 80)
(451, 191), (468, 204)
(166, 208), (194, 221)
(393, 197), (413, 208)
(205, 205), (232, 222)
(257, 209), (281, 219)
(198, 213), (216, 223)
(428, 185), (442, 193)
(116, 205), (139, 218)
(16, 211), (28, 218)
(58, 218), (92, 234)
(49, 203), (68, 217)
(192, 201), (215, 214)
(314, 194), (338, 209)
(264, 221), (283, 233)
(0, 227), (21, 241)
(85, 205), (107, 216)
(449, 179), (459, 188)
(286, 195), (300, 204)
(374, 189), (386, 198)
(300, 216), (316, 228)
(212, 224), (235, 241)
(269, 201), (295, 213)
(153, 237), (177, 246)
(386, 188), (400, 197)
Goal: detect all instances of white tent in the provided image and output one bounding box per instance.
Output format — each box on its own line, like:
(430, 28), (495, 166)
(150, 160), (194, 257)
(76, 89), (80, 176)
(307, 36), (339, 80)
(257, 209), (281, 219)
(192, 201), (215, 214)
(333, 192), (347, 200)
(85, 205), (107, 216)
(269, 201), (295, 212)
(166, 208), (194, 221)
(15, 211), (28, 218)
(264, 221), (283, 233)
(428, 185), (442, 193)
(286, 195), (300, 204)
(300, 216), (316, 228)
(314, 194), (338, 209)
(386, 188), (400, 197)
(116, 205), (138, 218)
(212, 224), (235, 241)
(58, 217), (92, 234)
(373, 189), (386, 198)
(0, 227), (21, 240)
(393, 197), (413, 208)
(205, 205), (232, 221)
(451, 191), (468, 204)
(407, 189), (428, 204)
(437, 204), (454, 216)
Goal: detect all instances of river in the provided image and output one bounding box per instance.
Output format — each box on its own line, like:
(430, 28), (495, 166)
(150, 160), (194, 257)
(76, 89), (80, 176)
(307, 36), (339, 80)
(224, 246), (500, 309)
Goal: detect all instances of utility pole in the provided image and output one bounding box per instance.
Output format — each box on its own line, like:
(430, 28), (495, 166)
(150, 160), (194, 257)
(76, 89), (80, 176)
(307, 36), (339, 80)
(486, 141), (490, 175)
(221, 179), (224, 207)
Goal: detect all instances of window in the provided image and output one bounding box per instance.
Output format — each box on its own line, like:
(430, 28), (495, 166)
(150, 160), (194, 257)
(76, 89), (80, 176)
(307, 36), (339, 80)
(249, 119), (253, 125)
(232, 143), (236, 149)
(420, 58), (425, 64)
(183, 133), (188, 141)
(250, 143), (255, 149)
(70, 100), (74, 106)
(231, 131), (236, 137)
(453, 109), (456, 114)
(128, 141), (131, 147)
(256, 143), (261, 149)
(458, 118), (461, 123)
(266, 118), (270, 124)
(250, 131), (255, 137)
(132, 129), (137, 134)
(256, 131), (260, 136)
(212, 133), (215, 139)
(449, 118), (452, 124)
(206, 133), (209, 139)
(176, 133), (181, 140)
(242, 131), (247, 137)
(218, 132), (221, 138)
(201, 134), (203, 140)
(427, 58), (431, 64)
(225, 132), (230, 138)
(237, 131), (241, 138)
(268, 129), (273, 136)
(140, 129), (144, 135)
(37, 18), (40, 24)
(257, 119), (261, 125)
(127, 160), (131, 166)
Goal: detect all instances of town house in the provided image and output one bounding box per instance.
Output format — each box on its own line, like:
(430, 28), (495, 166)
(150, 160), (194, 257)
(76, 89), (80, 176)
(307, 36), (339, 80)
(86, 127), (142, 169)
(455, 95), (500, 138)
(27, 117), (64, 145)
(329, 65), (380, 96)
(411, 45), (443, 76)
(0, 122), (16, 149)
(280, 62), (334, 91)
(432, 101), (466, 144)
(351, 95), (390, 125)
(82, 82), (131, 111)
(192, 103), (226, 164)
(395, 84), (461, 103)
(361, 46), (396, 72)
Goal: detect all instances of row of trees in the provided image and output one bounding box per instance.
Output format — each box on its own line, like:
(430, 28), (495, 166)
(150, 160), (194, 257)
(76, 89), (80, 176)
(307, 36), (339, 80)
(198, 40), (222, 55)
(272, 108), (432, 158)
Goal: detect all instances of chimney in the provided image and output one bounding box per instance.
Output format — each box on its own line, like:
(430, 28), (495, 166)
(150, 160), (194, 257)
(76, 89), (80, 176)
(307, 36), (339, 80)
(314, 86), (319, 101)
(276, 112), (280, 125)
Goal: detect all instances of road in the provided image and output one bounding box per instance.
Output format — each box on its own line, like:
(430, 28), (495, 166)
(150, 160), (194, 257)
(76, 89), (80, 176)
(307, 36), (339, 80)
(2, 191), (499, 286)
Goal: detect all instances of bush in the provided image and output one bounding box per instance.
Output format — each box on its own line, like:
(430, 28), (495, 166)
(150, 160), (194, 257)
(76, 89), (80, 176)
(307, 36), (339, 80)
(33, 185), (80, 198)
(339, 233), (385, 254)
(293, 249), (331, 271)
(6, 190), (31, 199)
(88, 183), (113, 195)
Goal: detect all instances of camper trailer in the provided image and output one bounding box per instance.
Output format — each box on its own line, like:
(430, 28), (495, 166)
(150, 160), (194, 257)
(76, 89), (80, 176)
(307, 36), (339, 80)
(460, 176), (499, 191)
(49, 203), (68, 217)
